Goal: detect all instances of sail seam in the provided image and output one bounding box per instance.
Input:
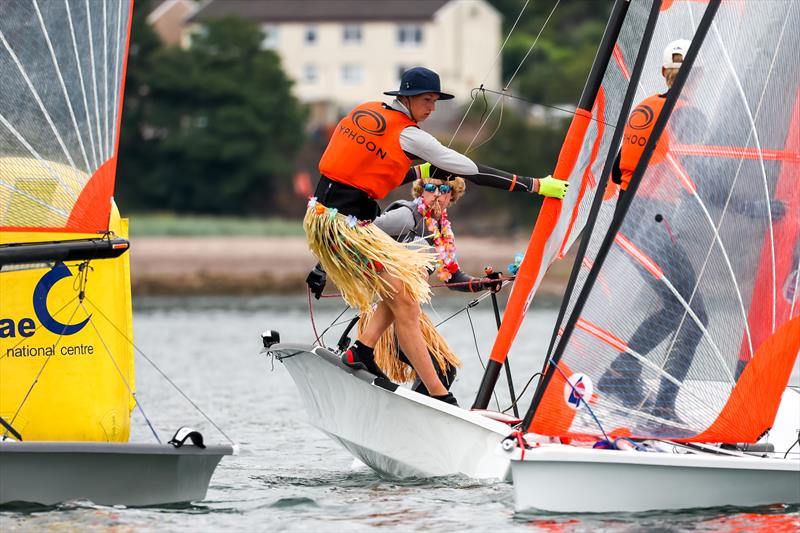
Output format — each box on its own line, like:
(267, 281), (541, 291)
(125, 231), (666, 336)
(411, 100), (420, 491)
(32, 0), (92, 174)
(665, 5), (794, 364)
(112, 0), (123, 161)
(709, 20), (777, 332)
(664, 154), (754, 359)
(65, 0), (100, 170)
(102, 0), (110, 160)
(85, 0), (105, 167)
(0, 33), (76, 169)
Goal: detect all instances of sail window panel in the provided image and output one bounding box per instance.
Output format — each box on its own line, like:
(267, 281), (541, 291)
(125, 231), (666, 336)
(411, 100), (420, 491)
(542, 0), (800, 441)
(6, 177), (62, 228)
(1, 4), (77, 170)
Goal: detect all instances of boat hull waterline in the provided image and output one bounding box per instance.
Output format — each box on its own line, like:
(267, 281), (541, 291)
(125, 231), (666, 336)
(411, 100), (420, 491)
(0, 442), (234, 507)
(273, 344), (513, 480)
(510, 444), (800, 513)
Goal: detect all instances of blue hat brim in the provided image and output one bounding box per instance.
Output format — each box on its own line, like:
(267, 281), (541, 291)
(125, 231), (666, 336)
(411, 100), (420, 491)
(384, 89), (455, 100)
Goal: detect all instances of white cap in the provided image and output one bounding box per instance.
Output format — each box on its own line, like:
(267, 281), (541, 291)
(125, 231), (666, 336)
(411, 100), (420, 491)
(662, 39), (691, 69)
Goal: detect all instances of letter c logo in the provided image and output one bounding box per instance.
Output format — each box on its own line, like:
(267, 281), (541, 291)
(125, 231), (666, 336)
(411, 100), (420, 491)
(33, 263), (90, 336)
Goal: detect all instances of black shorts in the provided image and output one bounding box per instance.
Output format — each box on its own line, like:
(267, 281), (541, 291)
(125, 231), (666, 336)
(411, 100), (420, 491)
(314, 175), (380, 221)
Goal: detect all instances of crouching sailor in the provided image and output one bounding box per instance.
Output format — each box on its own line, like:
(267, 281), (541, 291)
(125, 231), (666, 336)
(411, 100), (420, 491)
(304, 67), (568, 405)
(361, 163), (510, 398)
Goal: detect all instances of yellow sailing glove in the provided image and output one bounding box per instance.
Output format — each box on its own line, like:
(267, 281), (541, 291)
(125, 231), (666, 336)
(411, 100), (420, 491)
(419, 162), (431, 179)
(537, 175), (569, 199)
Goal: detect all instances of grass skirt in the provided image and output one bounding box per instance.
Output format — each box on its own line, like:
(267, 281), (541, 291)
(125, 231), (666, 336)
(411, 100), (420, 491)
(359, 308), (462, 384)
(303, 200), (435, 311)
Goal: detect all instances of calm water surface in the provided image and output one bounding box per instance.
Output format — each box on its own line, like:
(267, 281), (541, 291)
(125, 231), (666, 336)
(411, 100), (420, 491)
(1, 295), (798, 532)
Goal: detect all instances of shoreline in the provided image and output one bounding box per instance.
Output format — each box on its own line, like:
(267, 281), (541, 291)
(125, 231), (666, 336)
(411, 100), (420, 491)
(130, 236), (572, 297)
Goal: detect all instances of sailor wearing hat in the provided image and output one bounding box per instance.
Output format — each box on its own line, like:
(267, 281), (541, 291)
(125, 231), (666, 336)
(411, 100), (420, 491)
(305, 67), (567, 404)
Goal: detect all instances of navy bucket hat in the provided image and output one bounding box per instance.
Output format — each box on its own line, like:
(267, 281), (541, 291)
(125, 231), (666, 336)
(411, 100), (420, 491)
(384, 67), (454, 100)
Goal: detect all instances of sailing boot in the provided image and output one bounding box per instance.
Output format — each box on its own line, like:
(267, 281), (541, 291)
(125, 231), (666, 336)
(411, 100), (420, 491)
(411, 358), (457, 396)
(342, 341), (391, 381)
(597, 352), (646, 408)
(648, 381), (688, 434)
(432, 392), (459, 406)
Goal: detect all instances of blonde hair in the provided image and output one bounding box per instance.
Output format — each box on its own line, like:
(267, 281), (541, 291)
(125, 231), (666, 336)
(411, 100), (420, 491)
(664, 53), (684, 88)
(411, 176), (466, 203)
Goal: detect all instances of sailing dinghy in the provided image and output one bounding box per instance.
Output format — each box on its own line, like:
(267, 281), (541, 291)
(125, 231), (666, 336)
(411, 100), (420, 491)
(0, 0), (234, 506)
(269, 0), (690, 481)
(505, 0), (800, 513)
(271, 0), (799, 485)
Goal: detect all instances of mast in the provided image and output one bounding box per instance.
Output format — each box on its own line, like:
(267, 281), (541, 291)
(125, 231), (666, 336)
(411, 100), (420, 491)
(520, 0), (723, 431)
(472, 0), (632, 410)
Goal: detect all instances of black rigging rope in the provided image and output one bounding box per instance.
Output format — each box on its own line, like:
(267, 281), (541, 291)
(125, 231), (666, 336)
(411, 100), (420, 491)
(84, 295), (237, 446)
(470, 86), (618, 129)
(465, 306), (501, 411)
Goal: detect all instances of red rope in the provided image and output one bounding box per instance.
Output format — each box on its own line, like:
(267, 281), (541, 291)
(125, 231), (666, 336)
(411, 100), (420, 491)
(307, 287), (322, 346)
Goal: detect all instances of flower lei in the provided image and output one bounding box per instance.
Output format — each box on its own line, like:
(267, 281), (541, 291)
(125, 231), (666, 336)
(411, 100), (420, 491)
(415, 197), (459, 281)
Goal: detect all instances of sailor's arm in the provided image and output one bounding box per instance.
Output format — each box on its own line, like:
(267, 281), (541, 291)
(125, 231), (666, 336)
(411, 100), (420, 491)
(444, 269), (503, 293)
(445, 269), (486, 293)
(399, 128), (567, 199)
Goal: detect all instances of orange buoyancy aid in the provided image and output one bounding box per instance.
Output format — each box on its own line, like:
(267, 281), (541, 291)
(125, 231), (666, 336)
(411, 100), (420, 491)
(619, 94), (672, 191)
(319, 102), (417, 200)
(619, 94), (690, 202)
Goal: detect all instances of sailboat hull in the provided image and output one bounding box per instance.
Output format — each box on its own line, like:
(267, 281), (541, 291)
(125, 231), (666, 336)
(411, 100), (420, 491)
(510, 444), (800, 513)
(273, 344), (514, 480)
(0, 442), (234, 507)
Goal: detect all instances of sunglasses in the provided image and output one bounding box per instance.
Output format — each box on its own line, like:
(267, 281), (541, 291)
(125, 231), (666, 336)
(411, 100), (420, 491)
(423, 183), (453, 194)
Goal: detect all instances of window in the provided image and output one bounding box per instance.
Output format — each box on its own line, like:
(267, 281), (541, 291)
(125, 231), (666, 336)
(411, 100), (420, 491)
(342, 24), (362, 44)
(305, 25), (318, 45)
(397, 24), (423, 46)
(303, 64), (319, 84)
(261, 24), (279, 49)
(341, 63), (363, 85)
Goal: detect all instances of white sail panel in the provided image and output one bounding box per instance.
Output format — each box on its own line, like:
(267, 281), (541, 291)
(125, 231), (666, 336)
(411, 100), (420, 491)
(536, 0), (800, 442)
(0, 0), (132, 232)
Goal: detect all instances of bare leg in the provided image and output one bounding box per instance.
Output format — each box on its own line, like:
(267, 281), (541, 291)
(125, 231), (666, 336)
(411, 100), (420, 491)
(378, 273), (447, 396)
(358, 301), (394, 347)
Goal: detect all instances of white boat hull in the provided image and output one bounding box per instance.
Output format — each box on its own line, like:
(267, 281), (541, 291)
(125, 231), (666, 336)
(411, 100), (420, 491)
(0, 441), (234, 507)
(510, 444), (800, 513)
(273, 344), (513, 480)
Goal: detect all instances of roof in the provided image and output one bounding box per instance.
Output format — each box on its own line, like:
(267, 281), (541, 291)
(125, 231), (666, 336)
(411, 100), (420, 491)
(188, 0), (452, 24)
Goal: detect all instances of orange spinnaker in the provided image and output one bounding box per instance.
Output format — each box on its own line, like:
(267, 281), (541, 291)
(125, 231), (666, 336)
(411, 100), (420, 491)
(691, 317), (800, 443)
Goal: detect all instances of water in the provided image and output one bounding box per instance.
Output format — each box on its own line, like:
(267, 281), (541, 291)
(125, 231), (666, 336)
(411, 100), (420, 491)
(2, 296), (798, 532)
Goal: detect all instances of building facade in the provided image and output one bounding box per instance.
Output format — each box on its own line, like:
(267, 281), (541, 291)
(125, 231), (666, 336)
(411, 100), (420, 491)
(185, 0), (502, 124)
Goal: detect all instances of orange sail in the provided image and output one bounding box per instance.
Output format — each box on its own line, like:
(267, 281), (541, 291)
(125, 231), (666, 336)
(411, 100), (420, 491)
(527, 0), (800, 443)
